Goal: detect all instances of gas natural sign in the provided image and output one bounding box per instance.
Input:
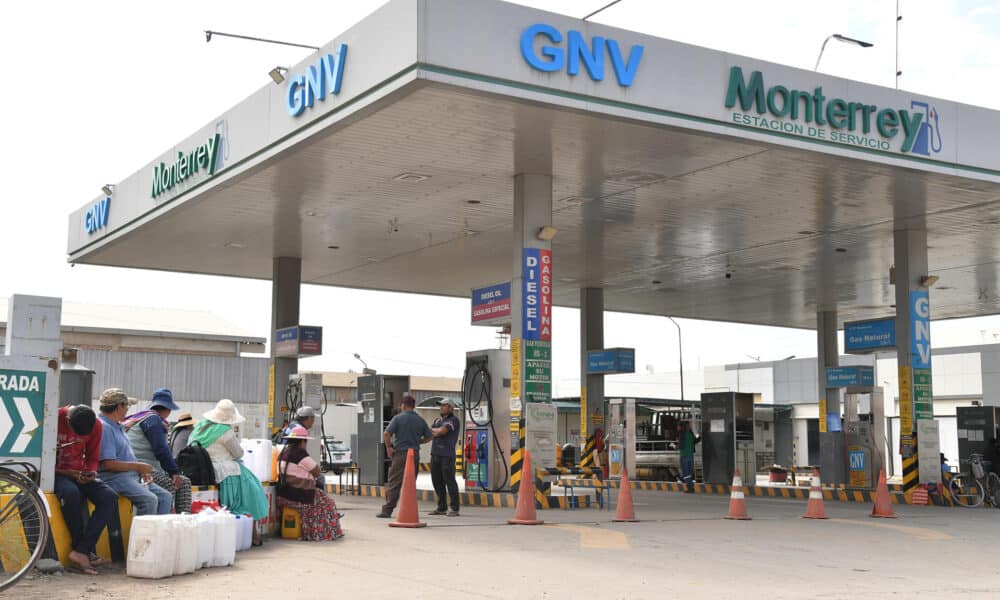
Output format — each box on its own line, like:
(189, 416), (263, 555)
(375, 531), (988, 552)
(725, 67), (942, 156)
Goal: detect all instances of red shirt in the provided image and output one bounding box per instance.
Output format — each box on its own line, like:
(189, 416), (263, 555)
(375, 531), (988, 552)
(56, 406), (102, 473)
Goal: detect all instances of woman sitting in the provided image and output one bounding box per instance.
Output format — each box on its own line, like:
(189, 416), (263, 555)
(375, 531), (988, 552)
(189, 399), (269, 539)
(277, 426), (344, 541)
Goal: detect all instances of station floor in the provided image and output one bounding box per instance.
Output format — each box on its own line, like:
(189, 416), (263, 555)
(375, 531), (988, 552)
(15, 490), (1000, 599)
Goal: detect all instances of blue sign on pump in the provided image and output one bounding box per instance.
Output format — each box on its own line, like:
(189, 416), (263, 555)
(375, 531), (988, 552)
(844, 318), (896, 353)
(587, 348), (636, 375)
(910, 290), (931, 369)
(825, 366), (874, 388)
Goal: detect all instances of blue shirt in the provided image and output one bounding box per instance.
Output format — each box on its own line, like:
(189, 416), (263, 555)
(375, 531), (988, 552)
(430, 413), (460, 457)
(385, 410), (432, 453)
(98, 414), (138, 478)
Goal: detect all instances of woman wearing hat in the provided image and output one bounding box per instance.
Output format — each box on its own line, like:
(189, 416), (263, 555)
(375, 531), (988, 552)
(170, 412), (196, 459)
(189, 399), (269, 529)
(277, 426), (344, 541)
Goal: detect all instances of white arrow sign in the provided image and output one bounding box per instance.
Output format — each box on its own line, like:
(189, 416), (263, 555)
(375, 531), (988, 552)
(0, 399), (12, 450)
(11, 396), (39, 453)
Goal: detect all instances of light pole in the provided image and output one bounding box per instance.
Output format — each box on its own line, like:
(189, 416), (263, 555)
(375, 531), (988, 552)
(204, 30), (319, 50)
(582, 0), (624, 21)
(354, 353), (375, 375)
(815, 33), (874, 71)
(667, 317), (684, 401)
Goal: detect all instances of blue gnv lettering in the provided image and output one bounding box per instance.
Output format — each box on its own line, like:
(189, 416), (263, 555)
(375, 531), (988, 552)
(84, 197), (111, 234)
(520, 23), (644, 87)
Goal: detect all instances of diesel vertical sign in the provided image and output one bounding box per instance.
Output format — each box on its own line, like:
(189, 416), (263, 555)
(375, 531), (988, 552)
(522, 248), (552, 341)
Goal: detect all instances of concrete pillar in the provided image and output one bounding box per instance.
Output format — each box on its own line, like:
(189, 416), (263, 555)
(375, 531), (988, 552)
(509, 173), (553, 486)
(893, 227), (934, 489)
(580, 287), (604, 447)
(817, 309), (846, 484)
(270, 257), (301, 433)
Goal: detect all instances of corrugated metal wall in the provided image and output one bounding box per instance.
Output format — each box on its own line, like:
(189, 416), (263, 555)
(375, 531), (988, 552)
(78, 349), (268, 405)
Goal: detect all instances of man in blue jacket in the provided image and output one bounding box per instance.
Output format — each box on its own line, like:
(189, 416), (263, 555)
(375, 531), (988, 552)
(125, 388), (192, 513)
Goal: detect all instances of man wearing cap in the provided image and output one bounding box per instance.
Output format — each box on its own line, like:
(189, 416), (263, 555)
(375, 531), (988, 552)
(97, 388), (173, 516)
(126, 388), (192, 513)
(286, 406), (317, 436)
(376, 394), (433, 518)
(429, 398), (461, 516)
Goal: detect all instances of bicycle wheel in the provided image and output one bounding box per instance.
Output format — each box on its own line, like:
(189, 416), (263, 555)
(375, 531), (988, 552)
(986, 473), (1000, 509)
(948, 473), (985, 508)
(0, 470), (50, 592)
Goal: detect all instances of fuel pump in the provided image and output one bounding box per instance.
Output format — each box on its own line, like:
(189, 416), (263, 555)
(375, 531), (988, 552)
(841, 370), (884, 488)
(461, 349), (511, 491)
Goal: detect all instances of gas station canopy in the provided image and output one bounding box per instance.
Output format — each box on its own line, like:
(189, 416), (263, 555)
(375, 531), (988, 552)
(68, 0), (1000, 329)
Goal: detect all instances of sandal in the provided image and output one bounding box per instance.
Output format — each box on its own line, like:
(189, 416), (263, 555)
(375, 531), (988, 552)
(88, 554), (107, 567)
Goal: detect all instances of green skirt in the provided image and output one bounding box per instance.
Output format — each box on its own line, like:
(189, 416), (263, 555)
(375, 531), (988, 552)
(218, 463), (269, 519)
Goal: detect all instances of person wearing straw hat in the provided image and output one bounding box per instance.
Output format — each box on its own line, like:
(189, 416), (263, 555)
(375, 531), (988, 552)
(170, 412), (196, 459)
(277, 426), (344, 541)
(189, 399), (269, 533)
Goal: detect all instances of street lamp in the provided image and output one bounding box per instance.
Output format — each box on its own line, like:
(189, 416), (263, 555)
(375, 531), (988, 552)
(815, 33), (874, 71)
(204, 30), (319, 50)
(354, 353), (375, 375)
(667, 317), (684, 401)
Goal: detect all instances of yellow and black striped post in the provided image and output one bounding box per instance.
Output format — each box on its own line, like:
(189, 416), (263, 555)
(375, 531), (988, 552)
(509, 416), (526, 492)
(579, 433), (596, 468)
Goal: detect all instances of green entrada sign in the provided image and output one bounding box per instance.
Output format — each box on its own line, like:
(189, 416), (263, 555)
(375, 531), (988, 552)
(151, 133), (222, 199)
(725, 66), (927, 153)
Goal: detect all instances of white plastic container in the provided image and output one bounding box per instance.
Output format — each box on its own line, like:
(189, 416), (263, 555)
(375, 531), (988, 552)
(234, 514), (254, 552)
(172, 515), (200, 575)
(212, 511), (237, 567)
(240, 439), (273, 483)
(194, 511), (215, 569)
(127, 515), (179, 579)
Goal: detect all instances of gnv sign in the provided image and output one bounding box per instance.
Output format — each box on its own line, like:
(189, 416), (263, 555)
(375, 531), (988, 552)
(84, 197), (111, 234)
(520, 24), (644, 87)
(286, 44), (348, 117)
(910, 290), (931, 369)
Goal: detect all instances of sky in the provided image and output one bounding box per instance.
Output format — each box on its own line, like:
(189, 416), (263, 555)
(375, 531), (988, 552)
(3, 0), (1000, 397)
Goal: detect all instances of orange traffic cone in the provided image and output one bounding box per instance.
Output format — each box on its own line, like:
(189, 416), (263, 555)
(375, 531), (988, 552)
(870, 469), (897, 518)
(724, 468), (751, 520)
(613, 466), (639, 522)
(508, 450), (543, 525)
(802, 468), (828, 519)
(389, 449), (426, 528)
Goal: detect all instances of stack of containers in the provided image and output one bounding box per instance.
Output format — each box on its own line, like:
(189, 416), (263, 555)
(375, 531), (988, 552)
(126, 509), (241, 579)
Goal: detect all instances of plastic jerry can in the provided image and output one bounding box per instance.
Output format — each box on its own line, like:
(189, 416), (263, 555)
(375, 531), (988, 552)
(194, 512), (216, 569)
(172, 515), (200, 575)
(281, 507), (301, 540)
(234, 514), (254, 552)
(211, 511), (237, 567)
(127, 515), (179, 579)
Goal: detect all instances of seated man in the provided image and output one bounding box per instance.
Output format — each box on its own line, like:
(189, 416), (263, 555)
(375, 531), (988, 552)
(125, 388), (192, 513)
(54, 404), (118, 575)
(96, 388), (173, 515)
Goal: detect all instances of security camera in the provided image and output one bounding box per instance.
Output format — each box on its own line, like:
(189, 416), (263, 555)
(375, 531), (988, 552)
(205, 31), (213, 42)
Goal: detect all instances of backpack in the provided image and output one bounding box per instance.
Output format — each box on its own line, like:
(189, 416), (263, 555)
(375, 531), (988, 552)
(176, 442), (217, 486)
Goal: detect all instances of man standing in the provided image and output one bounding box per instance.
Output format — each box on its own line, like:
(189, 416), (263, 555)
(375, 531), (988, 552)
(285, 406), (316, 435)
(125, 388), (193, 513)
(376, 394), (432, 518)
(678, 421), (700, 493)
(54, 404), (118, 575)
(97, 388), (173, 515)
(429, 398), (461, 517)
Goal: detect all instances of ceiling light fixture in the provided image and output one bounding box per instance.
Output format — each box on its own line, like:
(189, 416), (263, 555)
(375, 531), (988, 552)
(392, 172), (430, 183)
(536, 225), (559, 241)
(327, 245), (339, 250)
(920, 275), (940, 288)
(224, 241), (245, 249)
(466, 199), (481, 205)
(835, 247), (847, 253)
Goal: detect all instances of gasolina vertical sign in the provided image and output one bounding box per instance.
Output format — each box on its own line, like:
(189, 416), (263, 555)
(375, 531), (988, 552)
(0, 369), (46, 458)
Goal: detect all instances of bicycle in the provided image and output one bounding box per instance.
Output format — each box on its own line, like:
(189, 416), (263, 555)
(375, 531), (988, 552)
(0, 460), (51, 591)
(948, 453), (1000, 508)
